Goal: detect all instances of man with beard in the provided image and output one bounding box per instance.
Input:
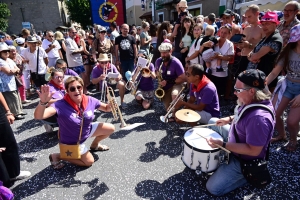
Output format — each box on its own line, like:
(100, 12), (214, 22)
(205, 69), (275, 195)
(277, 1), (300, 46)
(235, 5), (264, 75)
(115, 24), (137, 82)
(155, 42), (186, 112)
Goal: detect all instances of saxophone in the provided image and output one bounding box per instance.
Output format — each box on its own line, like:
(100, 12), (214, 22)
(154, 59), (165, 99)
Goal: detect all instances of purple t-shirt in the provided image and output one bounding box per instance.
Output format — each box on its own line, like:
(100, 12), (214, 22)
(228, 100), (275, 160)
(136, 63), (155, 91)
(92, 63), (119, 86)
(48, 83), (65, 100)
(65, 68), (79, 76)
(155, 57), (184, 90)
(51, 96), (101, 144)
(189, 82), (220, 117)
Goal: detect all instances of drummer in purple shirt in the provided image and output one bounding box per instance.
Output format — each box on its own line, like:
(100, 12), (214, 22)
(175, 64), (220, 125)
(131, 50), (156, 109)
(55, 59), (79, 77)
(205, 69), (275, 196)
(34, 76), (115, 169)
(91, 53), (126, 107)
(155, 42), (186, 109)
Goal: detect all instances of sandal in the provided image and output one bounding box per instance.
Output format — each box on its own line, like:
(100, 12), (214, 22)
(90, 144), (110, 152)
(49, 154), (64, 170)
(167, 116), (176, 123)
(283, 140), (297, 152)
(270, 135), (287, 143)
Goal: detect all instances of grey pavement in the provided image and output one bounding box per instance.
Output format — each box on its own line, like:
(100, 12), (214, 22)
(10, 89), (300, 200)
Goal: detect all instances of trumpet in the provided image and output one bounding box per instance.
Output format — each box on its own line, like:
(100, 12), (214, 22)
(105, 82), (127, 128)
(160, 84), (186, 123)
(154, 60), (165, 99)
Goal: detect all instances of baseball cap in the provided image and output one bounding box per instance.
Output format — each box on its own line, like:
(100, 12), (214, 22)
(16, 37), (25, 44)
(237, 69), (266, 90)
(220, 9), (234, 18)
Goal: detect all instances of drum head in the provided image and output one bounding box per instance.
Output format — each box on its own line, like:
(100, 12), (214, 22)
(184, 128), (223, 151)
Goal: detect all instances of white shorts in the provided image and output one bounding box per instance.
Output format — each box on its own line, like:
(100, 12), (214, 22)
(202, 49), (217, 63)
(196, 110), (212, 124)
(79, 122), (99, 155)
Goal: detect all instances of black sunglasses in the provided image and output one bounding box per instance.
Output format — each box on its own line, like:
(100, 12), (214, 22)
(69, 85), (83, 92)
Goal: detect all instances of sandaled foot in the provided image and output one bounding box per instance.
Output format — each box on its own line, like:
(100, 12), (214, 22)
(167, 116), (176, 123)
(283, 141), (297, 152)
(90, 144), (110, 152)
(270, 135), (287, 143)
(49, 154), (64, 170)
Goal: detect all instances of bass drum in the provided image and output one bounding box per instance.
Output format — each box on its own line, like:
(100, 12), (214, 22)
(182, 127), (223, 173)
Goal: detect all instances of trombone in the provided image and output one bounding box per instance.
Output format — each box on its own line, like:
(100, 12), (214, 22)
(160, 84), (186, 123)
(100, 53), (114, 102)
(105, 81), (127, 128)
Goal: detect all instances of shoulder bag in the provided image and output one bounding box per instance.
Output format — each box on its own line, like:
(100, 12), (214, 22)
(58, 114), (84, 159)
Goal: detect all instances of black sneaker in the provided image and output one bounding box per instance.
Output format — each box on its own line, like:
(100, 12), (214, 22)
(216, 67), (225, 72)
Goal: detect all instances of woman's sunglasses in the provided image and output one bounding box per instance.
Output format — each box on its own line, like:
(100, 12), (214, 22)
(69, 85), (83, 92)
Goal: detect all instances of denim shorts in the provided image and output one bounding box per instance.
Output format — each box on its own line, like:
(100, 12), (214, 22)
(283, 79), (300, 99)
(71, 65), (85, 75)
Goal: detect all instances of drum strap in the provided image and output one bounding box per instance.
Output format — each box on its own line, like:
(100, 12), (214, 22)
(233, 105), (275, 161)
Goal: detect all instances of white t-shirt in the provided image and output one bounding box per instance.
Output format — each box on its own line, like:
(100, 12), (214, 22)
(21, 47), (48, 74)
(41, 39), (61, 58)
(210, 39), (234, 77)
(188, 37), (202, 64)
(65, 37), (83, 68)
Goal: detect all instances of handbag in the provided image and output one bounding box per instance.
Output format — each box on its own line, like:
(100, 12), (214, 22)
(31, 47), (40, 80)
(233, 105), (274, 188)
(58, 115), (84, 159)
(15, 75), (23, 87)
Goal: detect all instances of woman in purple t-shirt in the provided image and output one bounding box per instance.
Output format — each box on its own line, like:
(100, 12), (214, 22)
(131, 50), (156, 109)
(34, 76), (115, 169)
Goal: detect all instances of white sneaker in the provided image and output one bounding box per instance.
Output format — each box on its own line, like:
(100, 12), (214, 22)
(11, 171), (31, 181)
(44, 124), (54, 133)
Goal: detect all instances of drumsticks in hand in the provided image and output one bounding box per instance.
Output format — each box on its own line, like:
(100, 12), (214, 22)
(195, 132), (231, 154)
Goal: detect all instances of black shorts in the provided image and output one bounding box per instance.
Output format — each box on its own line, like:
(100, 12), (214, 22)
(30, 73), (48, 88)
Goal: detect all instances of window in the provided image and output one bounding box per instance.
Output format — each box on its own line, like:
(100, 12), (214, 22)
(130, 10), (133, 18)
(189, 8), (201, 17)
(158, 12), (164, 22)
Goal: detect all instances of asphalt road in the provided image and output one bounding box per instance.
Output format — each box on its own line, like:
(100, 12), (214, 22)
(9, 89), (300, 200)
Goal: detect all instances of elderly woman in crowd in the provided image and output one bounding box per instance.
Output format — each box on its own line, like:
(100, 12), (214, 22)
(201, 24), (234, 97)
(266, 24), (300, 151)
(8, 46), (31, 104)
(0, 44), (26, 120)
(34, 77), (115, 169)
(42, 68), (66, 133)
(247, 12), (283, 92)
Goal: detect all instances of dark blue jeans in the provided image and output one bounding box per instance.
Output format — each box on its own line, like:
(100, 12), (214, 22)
(120, 59), (135, 82)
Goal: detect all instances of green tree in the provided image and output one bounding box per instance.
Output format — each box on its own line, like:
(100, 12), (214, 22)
(65, 0), (91, 28)
(0, 3), (11, 32)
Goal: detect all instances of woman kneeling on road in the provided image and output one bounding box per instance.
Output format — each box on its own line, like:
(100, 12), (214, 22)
(34, 76), (115, 169)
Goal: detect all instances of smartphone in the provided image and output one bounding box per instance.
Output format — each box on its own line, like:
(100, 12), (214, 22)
(230, 34), (246, 43)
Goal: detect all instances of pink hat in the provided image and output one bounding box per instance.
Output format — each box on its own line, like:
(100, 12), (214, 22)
(288, 24), (300, 43)
(260, 12), (279, 25)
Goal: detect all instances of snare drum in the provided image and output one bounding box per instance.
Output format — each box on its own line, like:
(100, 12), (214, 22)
(182, 127), (223, 173)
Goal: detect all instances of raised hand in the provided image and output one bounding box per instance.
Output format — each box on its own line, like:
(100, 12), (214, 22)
(37, 84), (55, 103)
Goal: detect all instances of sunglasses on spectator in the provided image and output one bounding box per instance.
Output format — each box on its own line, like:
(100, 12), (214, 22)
(49, 35), (54, 38)
(54, 76), (64, 80)
(1, 50), (10, 53)
(72, 32), (77, 34)
(100, 31), (106, 34)
(100, 61), (108, 64)
(234, 86), (250, 93)
(69, 85), (83, 92)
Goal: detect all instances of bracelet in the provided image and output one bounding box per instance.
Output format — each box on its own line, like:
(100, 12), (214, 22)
(5, 113), (13, 116)
(40, 101), (49, 106)
(229, 116), (233, 123)
(222, 142), (227, 148)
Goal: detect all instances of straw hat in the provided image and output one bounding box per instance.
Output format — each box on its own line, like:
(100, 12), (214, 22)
(97, 53), (110, 62)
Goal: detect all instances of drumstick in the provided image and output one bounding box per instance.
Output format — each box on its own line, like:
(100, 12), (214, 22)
(194, 123), (216, 128)
(195, 132), (231, 154)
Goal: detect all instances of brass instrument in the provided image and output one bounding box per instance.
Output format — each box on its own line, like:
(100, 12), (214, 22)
(154, 59), (165, 99)
(105, 82), (127, 128)
(160, 84), (186, 123)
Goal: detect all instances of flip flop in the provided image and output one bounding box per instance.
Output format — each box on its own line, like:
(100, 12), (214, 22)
(90, 144), (110, 152)
(270, 135), (287, 143)
(49, 154), (64, 170)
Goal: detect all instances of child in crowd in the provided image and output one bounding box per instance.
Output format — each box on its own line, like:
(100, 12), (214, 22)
(200, 25), (223, 74)
(172, 0), (189, 38)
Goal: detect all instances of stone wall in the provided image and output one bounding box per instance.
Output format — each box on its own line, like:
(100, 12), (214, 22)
(3, 0), (66, 34)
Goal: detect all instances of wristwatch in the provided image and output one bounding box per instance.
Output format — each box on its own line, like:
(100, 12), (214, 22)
(222, 142), (227, 148)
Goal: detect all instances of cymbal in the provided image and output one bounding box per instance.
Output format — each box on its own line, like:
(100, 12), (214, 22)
(175, 109), (201, 122)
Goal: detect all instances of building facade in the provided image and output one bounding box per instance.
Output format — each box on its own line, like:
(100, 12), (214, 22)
(126, 0), (153, 26)
(3, 0), (69, 34)
(154, 0), (220, 23)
